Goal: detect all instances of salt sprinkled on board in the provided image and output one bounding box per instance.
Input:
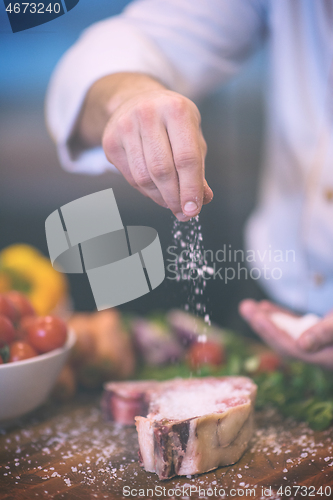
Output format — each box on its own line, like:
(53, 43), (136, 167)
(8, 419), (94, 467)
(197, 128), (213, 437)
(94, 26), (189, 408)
(271, 312), (320, 339)
(2, 399), (333, 495)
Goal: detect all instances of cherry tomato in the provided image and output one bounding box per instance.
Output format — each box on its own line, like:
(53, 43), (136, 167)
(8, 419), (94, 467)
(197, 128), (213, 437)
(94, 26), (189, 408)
(256, 352), (282, 373)
(0, 294), (17, 323)
(0, 315), (16, 348)
(9, 341), (37, 362)
(6, 291), (35, 321)
(16, 316), (37, 341)
(27, 316), (67, 354)
(187, 340), (225, 370)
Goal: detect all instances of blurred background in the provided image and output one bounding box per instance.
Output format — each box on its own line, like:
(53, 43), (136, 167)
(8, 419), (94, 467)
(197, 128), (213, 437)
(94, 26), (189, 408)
(0, 0), (267, 332)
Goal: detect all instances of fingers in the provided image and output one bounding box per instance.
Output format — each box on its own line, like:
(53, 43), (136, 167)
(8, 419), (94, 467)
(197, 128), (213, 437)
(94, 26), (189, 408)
(239, 299), (296, 318)
(239, 299), (297, 356)
(238, 299), (258, 322)
(102, 90), (212, 218)
(166, 102), (206, 218)
(122, 131), (169, 208)
(298, 316), (333, 353)
(239, 301), (333, 369)
(139, 111), (183, 216)
(239, 300), (275, 340)
(203, 179), (214, 205)
(103, 114), (167, 208)
(240, 300), (281, 338)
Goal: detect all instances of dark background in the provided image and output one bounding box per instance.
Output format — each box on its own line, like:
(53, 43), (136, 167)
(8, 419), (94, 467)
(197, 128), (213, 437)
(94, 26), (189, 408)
(0, 0), (267, 332)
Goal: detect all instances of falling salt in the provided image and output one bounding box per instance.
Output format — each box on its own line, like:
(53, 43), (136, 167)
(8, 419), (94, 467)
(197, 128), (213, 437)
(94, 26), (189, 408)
(171, 215), (212, 330)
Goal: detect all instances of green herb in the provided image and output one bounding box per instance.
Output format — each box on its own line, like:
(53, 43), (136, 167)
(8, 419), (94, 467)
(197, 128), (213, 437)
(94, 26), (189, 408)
(136, 318), (333, 431)
(0, 344), (10, 363)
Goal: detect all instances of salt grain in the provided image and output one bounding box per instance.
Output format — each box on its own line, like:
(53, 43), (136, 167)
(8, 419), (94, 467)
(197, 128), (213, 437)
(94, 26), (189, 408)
(171, 216), (212, 325)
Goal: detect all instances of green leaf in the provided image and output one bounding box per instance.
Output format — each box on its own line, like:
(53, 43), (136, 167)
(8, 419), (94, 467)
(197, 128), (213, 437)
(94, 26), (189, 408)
(306, 401), (333, 431)
(0, 344), (10, 363)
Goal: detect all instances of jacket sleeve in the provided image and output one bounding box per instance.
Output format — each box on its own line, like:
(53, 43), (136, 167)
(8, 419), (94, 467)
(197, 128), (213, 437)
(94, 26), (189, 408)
(46, 0), (267, 174)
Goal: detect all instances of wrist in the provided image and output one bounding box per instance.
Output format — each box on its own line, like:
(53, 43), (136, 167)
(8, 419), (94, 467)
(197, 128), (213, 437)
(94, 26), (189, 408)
(104, 72), (166, 116)
(71, 72), (165, 151)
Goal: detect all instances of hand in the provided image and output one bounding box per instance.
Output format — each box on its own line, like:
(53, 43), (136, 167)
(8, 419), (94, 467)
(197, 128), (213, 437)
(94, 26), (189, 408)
(74, 73), (213, 221)
(239, 299), (333, 370)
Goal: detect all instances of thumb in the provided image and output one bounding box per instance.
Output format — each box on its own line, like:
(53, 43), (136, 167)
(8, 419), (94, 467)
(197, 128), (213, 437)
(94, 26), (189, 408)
(298, 316), (333, 352)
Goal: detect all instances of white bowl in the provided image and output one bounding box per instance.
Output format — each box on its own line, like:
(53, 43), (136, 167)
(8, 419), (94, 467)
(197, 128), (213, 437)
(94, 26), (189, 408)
(0, 330), (76, 422)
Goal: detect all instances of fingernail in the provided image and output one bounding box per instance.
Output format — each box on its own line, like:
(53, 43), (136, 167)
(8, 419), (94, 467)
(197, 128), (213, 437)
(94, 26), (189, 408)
(184, 201), (198, 215)
(175, 212), (189, 221)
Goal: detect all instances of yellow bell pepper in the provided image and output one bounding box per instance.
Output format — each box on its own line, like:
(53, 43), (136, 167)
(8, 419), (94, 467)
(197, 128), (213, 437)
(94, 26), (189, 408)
(0, 244), (68, 315)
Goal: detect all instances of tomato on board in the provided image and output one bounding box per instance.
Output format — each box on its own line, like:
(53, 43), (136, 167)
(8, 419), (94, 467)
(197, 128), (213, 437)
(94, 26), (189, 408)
(0, 295), (17, 323)
(9, 341), (37, 362)
(27, 316), (67, 354)
(187, 340), (225, 370)
(6, 291), (35, 321)
(0, 315), (16, 348)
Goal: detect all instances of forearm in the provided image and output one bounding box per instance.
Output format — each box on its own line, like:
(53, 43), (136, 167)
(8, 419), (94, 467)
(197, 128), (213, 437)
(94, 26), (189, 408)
(69, 72), (166, 151)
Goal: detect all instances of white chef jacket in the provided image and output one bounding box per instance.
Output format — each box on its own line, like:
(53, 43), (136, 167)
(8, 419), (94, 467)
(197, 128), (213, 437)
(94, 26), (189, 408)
(46, 0), (333, 316)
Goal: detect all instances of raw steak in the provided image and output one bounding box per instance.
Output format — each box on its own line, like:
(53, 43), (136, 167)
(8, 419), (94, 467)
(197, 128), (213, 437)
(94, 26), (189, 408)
(102, 376), (257, 479)
(101, 380), (158, 426)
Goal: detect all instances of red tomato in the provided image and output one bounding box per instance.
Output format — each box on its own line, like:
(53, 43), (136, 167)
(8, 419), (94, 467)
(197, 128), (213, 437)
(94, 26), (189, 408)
(187, 340), (225, 370)
(16, 316), (37, 341)
(9, 341), (37, 362)
(257, 352), (282, 373)
(0, 315), (16, 348)
(27, 316), (67, 354)
(0, 294), (17, 323)
(6, 291), (35, 321)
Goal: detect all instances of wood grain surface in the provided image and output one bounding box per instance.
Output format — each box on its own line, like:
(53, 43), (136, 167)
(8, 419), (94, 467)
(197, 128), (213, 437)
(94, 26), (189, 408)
(0, 393), (332, 500)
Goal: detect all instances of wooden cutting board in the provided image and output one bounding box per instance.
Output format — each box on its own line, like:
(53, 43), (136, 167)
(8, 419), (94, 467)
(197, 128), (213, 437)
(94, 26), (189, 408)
(0, 393), (332, 500)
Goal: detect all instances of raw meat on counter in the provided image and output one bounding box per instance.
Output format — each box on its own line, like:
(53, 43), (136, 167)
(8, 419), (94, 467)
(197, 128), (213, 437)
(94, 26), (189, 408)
(102, 376), (257, 479)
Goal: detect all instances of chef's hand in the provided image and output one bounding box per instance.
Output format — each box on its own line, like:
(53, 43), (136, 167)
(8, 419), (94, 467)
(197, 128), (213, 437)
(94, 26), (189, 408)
(239, 299), (333, 370)
(71, 72), (213, 221)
